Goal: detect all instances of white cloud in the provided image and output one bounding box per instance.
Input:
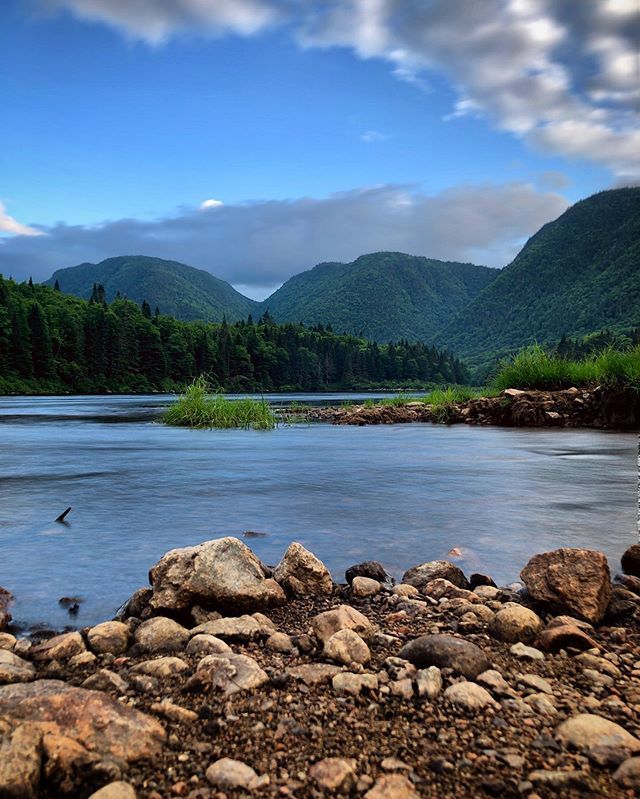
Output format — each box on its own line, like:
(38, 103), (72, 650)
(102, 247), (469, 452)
(0, 182), (569, 287)
(200, 198), (223, 209)
(360, 130), (388, 143)
(0, 202), (44, 237)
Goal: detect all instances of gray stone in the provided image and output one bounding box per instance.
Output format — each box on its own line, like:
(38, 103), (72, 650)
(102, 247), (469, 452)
(185, 634), (233, 657)
(81, 669), (129, 693)
(133, 617), (189, 653)
(364, 774), (419, 799)
(188, 653), (268, 695)
(556, 714), (640, 759)
(131, 656), (189, 678)
(87, 622), (130, 656)
(401, 560), (469, 590)
(444, 682), (498, 711)
(309, 757), (357, 792)
(190, 615), (267, 642)
(398, 634), (491, 679)
(416, 666), (442, 699)
(332, 672), (378, 695)
(489, 605), (542, 644)
(352, 576), (382, 597)
(206, 757), (261, 790)
(346, 561), (389, 585)
(88, 782), (137, 799)
(266, 632), (295, 653)
(287, 664), (342, 686)
(510, 642), (545, 661)
(613, 757), (640, 788)
(324, 629), (370, 666)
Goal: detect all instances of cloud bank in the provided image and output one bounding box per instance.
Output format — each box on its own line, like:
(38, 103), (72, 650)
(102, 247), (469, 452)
(41, 0), (640, 180)
(0, 183), (568, 295)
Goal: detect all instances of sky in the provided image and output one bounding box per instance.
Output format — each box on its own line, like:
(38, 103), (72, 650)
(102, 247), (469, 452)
(0, 0), (638, 299)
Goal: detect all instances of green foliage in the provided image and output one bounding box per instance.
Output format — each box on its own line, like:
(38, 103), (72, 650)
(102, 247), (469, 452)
(163, 377), (276, 429)
(493, 344), (640, 392)
(435, 188), (640, 374)
(0, 276), (468, 394)
(44, 255), (258, 323)
(262, 252), (497, 342)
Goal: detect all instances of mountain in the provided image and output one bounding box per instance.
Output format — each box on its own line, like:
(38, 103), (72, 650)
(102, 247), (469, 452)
(433, 188), (640, 372)
(261, 252), (498, 341)
(44, 255), (258, 322)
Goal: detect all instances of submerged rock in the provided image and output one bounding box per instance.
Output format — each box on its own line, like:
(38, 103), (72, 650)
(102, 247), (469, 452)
(273, 542), (333, 596)
(0, 587), (12, 632)
(148, 536), (286, 613)
(398, 634), (490, 679)
(401, 560), (469, 591)
(520, 547), (611, 623)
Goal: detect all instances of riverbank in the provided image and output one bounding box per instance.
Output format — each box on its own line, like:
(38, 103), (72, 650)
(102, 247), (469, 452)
(304, 386), (640, 429)
(1, 538), (640, 798)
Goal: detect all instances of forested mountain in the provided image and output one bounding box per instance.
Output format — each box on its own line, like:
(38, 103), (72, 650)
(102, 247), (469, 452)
(44, 255), (258, 322)
(434, 188), (640, 372)
(261, 252), (497, 341)
(0, 277), (468, 394)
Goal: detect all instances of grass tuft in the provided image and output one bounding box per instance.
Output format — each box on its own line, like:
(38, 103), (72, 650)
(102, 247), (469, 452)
(164, 376), (276, 429)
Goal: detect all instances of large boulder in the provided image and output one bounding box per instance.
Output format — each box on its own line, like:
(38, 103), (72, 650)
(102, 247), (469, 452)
(0, 680), (165, 795)
(621, 544), (640, 578)
(0, 650), (36, 685)
(520, 548), (611, 623)
(345, 561), (390, 585)
(273, 542), (333, 596)
(398, 634), (490, 679)
(148, 537), (286, 614)
(401, 560), (469, 591)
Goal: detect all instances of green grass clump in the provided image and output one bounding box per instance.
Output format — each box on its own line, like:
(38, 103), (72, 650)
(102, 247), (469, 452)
(164, 377), (276, 429)
(493, 344), (640, 392)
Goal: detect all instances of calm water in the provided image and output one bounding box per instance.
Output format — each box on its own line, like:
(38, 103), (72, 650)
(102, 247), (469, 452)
(0, 394), (637, 630)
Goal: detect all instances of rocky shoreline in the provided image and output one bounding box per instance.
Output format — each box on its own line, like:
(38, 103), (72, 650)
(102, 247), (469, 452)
(304, 386), (640, 429)
(2, 538), (640, 798)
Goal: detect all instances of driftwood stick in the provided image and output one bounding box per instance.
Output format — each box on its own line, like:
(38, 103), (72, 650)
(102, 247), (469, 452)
(55, 507), (72, 523)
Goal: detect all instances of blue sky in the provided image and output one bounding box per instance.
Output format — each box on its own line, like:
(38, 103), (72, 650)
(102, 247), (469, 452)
(1, 0), (637, 297)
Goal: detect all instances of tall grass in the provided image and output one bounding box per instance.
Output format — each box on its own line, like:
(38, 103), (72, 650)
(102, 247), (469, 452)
(493, 344), (640, 392)
(164, 377), (276, 429)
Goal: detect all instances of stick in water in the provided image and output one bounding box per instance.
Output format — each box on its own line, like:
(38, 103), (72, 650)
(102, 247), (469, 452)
(55, 507), (72, 523)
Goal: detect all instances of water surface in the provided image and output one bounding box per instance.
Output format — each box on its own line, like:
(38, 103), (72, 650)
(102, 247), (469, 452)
(0, 394), (636, 629)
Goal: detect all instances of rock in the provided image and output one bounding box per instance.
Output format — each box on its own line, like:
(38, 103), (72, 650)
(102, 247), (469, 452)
(615, 572), (640, 596)
(473, 585), (501, 600)
(518, 673), (553, 694)
(574, 653), (621, 678)
(391, 584), (420, 598)
(444, 682), (498, 711)
(476, 669), (514, 698)
(520, 548), (611, 623)
(0, 633), (16, 651)
(546, 614), (594, 631)
(287, 664), (342, 686)
(0, 649), (36, 684)
(398, 634), (491, 679)
(488, 605), (542, 643)
(266, 632), (295, 653)
(206, 757), (261, 790)
(416, 666), (442, 699)
(0, 680), (165, 790)
(131, 657), (189, 678)
(133, 616), (189, 653)
(401, 560), (469, 591)
(345, 561), (389, 585)
(30, 631), (86, 662)
(352, 576), (382, 597)
(82, 669), (128, 694)
(309, 757), (357, 792)
(185, 634), (232, 657)
(332, 672), (378, 695)
(324, 629), (371, 666)
(524, 692), (557, 715)
(190, 606), (222, 626)
(69, 651), (97, 668)
(613, 757), (640, 788)
(528, 770), (592, 789)
(149, 536), (286, 613)
(0, 722), (42, 798)
(469, 573), (497, 589)
(312, 605), (376, 643)
(380, 758), (411, 771)
(150, 700), (198, 724)
(115, 587), (152, 621)
(190, 615), (267, 642)
(422, 578), (478, 602)
(88, 782), (137, 799)
(0, 587), (13, 632)
(389, 678), (414, 699)
(556, 714), (640, 760)
(273, 542), (333, 596)
(510, 642), (545, 660)
(537, 623), (598, 652)
(364, 774), (419, 799)
(87, 622), (130, 656)
(621, 544), (640, 578)
(187, 653), (268, 695)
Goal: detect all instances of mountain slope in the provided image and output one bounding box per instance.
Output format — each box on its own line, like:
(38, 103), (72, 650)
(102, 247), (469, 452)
(44, 255), (258, 322)
(434, 188), (640, 370)
(260, 252), (498, 341)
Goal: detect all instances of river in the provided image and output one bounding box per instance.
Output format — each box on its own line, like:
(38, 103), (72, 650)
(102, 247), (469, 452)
(0, 394), (636, 630)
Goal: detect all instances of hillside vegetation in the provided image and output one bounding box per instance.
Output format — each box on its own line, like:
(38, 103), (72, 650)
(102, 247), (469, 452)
(45, 255), (258, 323)
(262, 252), (497, 341)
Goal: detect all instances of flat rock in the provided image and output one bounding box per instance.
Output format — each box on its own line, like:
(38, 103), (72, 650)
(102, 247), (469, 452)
(0, 649), (36, 684)
(309, 757), (356, 792)
(398, 634), (490, 679)
(364, 774), (419, 799)
(190, 615), (266, 642)
(81, 669), (128, 694)
(520, 548), (611, 623)
(391, 584), (419, 598)
(287, 664), (342, 686)
(150, 700), (198, 724)
(149, 536), (286, 613)
(332, 672), (378, 695)
(489, 605), (542, 643)
(401, 560), (469, 591)
(133, 617), (189, 653)
(476, 669), (515, 698)
(87, 622), (130, 656)
(187, 653), (268, 695)
(346, 561), (390, 585)
(185, 634), (233, 657)
(131, 657), (189, 678)
(556, 714), (640, 758)
(324, 629), (370, 666)
(444, 682), (498, 711)
(273, 542), (333, 596)
(510, 642), (545, 660)
(88, 782), (137, 799)
(30, 632), (86, 662)
(312, 605), (376, 643)
(621, 544), (640, 578)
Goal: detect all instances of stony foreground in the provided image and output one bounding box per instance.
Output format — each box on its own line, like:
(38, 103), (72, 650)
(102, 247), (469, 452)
(306, 386), (640, 429)
(1, 539), (640, 799)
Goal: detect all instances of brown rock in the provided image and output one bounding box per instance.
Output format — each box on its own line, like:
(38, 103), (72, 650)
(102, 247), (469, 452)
(489, 605), (542, 643)
(312, 605), (376, 643)
(88, 782), (137, 799)
(309, 758), (356, 792)
(206, 757), (261, 789)
(364, 774), (419, 799)
(273, 542), (333, 596)
(115, 587), (152, 621)
(150, 700), (198, 724)
(148, 536), (286, 613)
(520, 548), (611, 623)
(537, 623), (599, 653)
(131, 657), (189, 678)
(87, 622), (130, 656)
(81, 669), (129, 693)
(30, 631), (86, 662)
(556, 714), (640, 758)
(351, 576), (382, 597)
(187, 653), (268, 695)
(324, 629), (371, 666)
(185, 634), (232, 657)
(286, 664), (342, 686)
(613, 757), (640, 788)
(621, 544), (640, 578)
(0, 632), (16, 651)
(0, 722), (42, 798)
(0, 649), (36, 684)
(0, 587), (12, 632)
(133, 617), (189, 653)
(189, 615), (266, 642)
(345, 561), (389, 585)
(401, 560), (469, 590)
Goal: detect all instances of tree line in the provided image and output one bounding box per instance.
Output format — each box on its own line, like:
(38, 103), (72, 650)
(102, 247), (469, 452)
(0, 276), (469, 394)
